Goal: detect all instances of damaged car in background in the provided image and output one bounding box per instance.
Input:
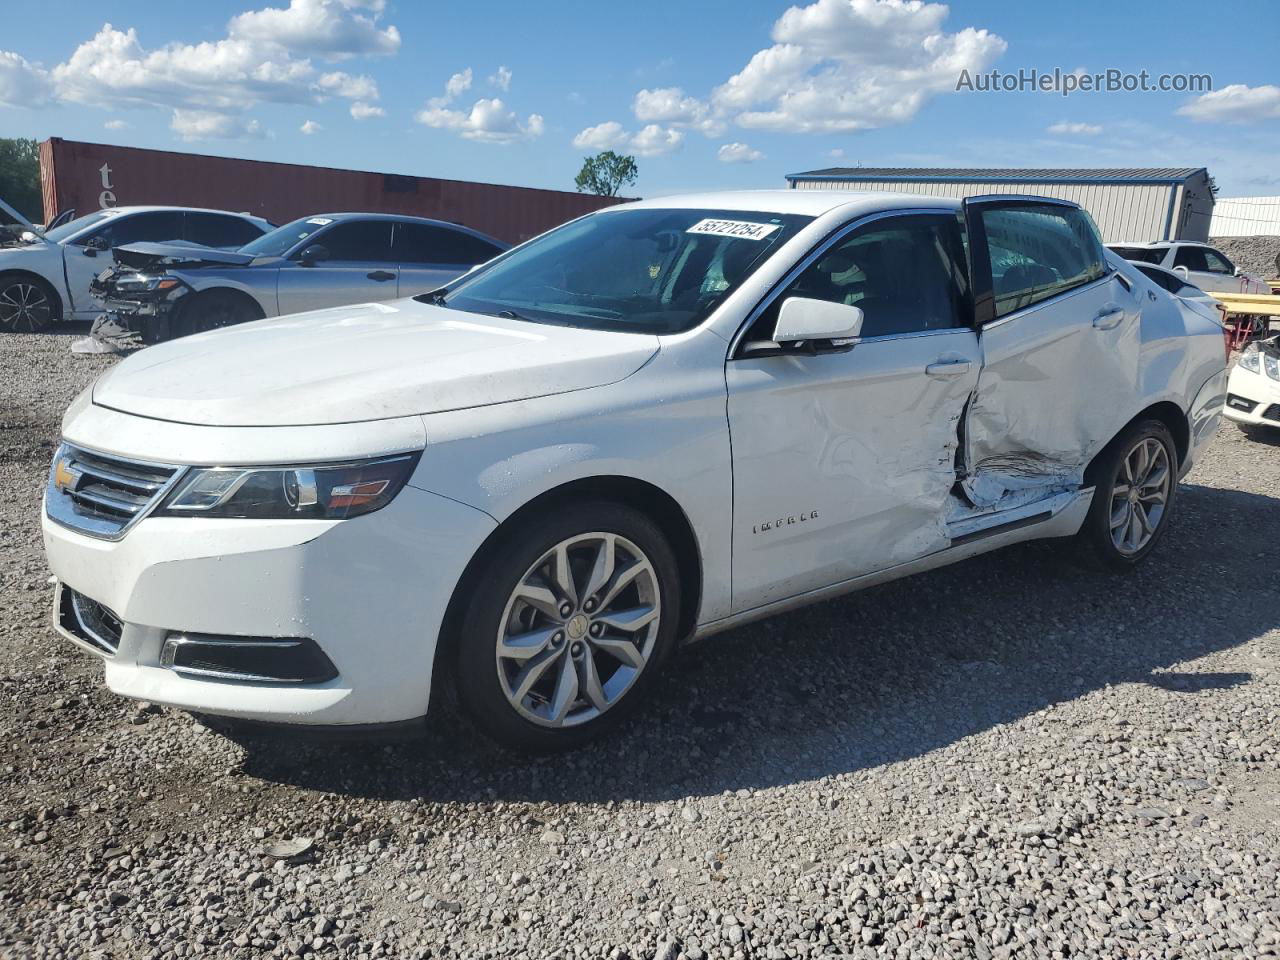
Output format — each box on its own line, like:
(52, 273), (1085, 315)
(0, 197), (270, 332)
(43, 191), (1227, 751)
(92, 212), (509, 342)
(1224, 336), (1280, 431)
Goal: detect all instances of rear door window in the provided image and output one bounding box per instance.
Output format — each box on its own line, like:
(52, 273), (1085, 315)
(978, 204), (1107, 318)
(1173, 246), (1209, 271)
(394, 222), (504, 265)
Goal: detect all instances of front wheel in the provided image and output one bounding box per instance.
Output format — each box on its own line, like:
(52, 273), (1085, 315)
(1077, 419), (1177, 569)
(0, 273), (59, 332)
(173, 290), (262, 339)
(452, 501), (681, 752)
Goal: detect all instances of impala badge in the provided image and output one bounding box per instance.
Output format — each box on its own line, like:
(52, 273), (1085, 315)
(753, 510), (819, 535)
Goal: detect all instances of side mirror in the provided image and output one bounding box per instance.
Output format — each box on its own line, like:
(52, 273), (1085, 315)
(84, 236), (108, 255)
(1173, 265), (1189, 279)
(298, 244), (329, 266)
(773, 297), (864, 344)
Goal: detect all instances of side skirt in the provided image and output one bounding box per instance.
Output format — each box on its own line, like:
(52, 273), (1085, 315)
(689, 488), (1094, 643)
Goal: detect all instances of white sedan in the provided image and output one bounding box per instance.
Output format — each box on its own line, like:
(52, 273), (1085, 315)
(0, 199), (269, 331)
(43, 190), (1227, 750)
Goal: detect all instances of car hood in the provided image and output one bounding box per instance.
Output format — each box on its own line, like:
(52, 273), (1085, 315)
(91, 299), (660, 427)
(112, 241), (258, 270)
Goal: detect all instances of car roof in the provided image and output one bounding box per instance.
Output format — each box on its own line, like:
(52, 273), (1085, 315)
(95, 206), (269, 222)
(291, 212), (506, 243)
(614, 189), (964, 217)
(1109, 240), (1220, 250)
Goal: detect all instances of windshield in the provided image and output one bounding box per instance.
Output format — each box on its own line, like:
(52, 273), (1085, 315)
(425, 208), (813, 334)
(238, 216), (334, 257)
(42, 211), (116, 244)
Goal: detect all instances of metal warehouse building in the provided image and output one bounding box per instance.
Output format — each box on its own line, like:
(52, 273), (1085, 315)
(785, 167), (1215, 244)
(1209, 196), (1280, 237)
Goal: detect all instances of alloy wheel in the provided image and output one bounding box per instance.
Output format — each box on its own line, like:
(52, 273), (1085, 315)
(0, 281), (53, 332)
(1109, 437), (1171, 556)
(495, 532), (661, 728)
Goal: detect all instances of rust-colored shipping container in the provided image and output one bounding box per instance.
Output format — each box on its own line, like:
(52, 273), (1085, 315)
(39, 138), (624, 244)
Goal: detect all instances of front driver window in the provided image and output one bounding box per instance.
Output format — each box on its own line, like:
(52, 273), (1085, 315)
(749, 213), (969, 340)
(1203, 249), (1234, 274)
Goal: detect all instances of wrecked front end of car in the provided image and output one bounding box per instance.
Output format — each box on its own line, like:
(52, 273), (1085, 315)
(91, 242), (256, 343)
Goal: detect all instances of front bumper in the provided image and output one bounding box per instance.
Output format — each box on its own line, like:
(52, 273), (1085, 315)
(43, 483), (496, 726)
(1222, 364), (1280, 426)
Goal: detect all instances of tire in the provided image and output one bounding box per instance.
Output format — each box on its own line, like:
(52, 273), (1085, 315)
(1077, 419), (1178, 569)
(0, 272), (59, 332)
(451, 500), (682, 752)
(173, 290), (261, 339)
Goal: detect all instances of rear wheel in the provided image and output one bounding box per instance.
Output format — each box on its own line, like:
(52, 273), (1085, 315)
(1077, 419), (1177, 569)
(0, 273), (59, 332)
(452, 501), (681, 752)
(174, 290), (262, 338)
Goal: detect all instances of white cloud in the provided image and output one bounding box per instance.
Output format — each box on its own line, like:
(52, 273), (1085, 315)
(418, 98), (544, 143)
(827, 147), (845, 159)
(1178, 83), (1280, 124)
(489, 65), (512, 92)
(572, 121), (683, 156)
(445, 68), (473, 99)
(229, 0), (399, 59)
(13, 1), (400, 138)
(1047, 120), (1102, 136)
(318, 70), (378, 100)
(417, 69), (543, 143)
(300, 119), (321, 134)
(633, 86), (724, 136)
(0, 51), (53, 107)
(104, 118), (129, 130)
(718, 141), (764, 163)
(171, 109), (264, 141)
(350, 100), (383, 119)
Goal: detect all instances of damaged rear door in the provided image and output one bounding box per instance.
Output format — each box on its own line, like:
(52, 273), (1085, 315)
(726, 210), (979, 611)
(960, 197), (1141, 508)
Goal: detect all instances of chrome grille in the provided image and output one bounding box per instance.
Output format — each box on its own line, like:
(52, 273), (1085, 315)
(46, 443), (183, 540)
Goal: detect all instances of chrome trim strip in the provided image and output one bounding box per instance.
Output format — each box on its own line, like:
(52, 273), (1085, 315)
(727, 206), (964, 357)
(67, 486), (145, 515)
(979, 272), (1116, 332)
(160, 634), (311, 685)
(68, 591), (122, 655)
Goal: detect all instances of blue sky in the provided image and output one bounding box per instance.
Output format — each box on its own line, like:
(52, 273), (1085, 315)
(2, 0), (1278, 197)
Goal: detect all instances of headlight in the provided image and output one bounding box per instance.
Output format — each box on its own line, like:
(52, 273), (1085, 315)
(113, 274), (184, 295)
(155, 453), (421, 520)
(1239, 347), (1261, 374)
(1266, 352), (1280, 382)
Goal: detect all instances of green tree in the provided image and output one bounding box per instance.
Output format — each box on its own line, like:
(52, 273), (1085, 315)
(0, 138), (42, 222)
(574, 151), (638, 197)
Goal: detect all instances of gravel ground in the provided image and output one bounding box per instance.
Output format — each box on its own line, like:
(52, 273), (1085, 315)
(1212, 236), (1280, 281)
(2, 328), (1279, 960)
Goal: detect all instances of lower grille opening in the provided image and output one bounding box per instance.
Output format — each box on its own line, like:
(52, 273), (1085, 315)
(1226, 393), (1257, 413)
(1263, 404), (1280, 422)
(59, 587), (123, 655)
(160, 633), (337, 685)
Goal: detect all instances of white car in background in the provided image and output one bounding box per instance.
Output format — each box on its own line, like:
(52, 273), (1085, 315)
(1107, 241), (1270, 295)
(43, 190), (1227, 751)
(1224, 337), (1280, 429)
(1126, 261), (1226, 322)
(0, 199), (270, 332)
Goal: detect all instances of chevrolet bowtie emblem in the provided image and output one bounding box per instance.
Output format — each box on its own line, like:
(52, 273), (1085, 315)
(53, 457), (82, 494)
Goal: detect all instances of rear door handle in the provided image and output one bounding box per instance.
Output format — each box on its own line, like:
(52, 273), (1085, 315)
(367, 270), (396, 281)
(1093, 307), (1125, 330)
(925, 359), (972, 377)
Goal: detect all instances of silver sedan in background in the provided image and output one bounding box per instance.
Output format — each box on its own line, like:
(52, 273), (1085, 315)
(94, 212), (509, 341)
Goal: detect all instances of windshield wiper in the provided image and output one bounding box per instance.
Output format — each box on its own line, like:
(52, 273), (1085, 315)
(494, 309), (532, 322)
(419, 288), (450, 306)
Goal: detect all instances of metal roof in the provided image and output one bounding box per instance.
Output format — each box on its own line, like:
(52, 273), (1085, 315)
(787, 166), (1207, 185)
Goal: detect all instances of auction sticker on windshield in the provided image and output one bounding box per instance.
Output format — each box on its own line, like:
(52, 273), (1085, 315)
(686, 219), (780, 241)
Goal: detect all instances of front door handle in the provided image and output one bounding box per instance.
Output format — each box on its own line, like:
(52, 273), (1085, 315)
(925, 359), (972, 377)
(1093, 307), (1125, 330)
(367, 270), (396, 281)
